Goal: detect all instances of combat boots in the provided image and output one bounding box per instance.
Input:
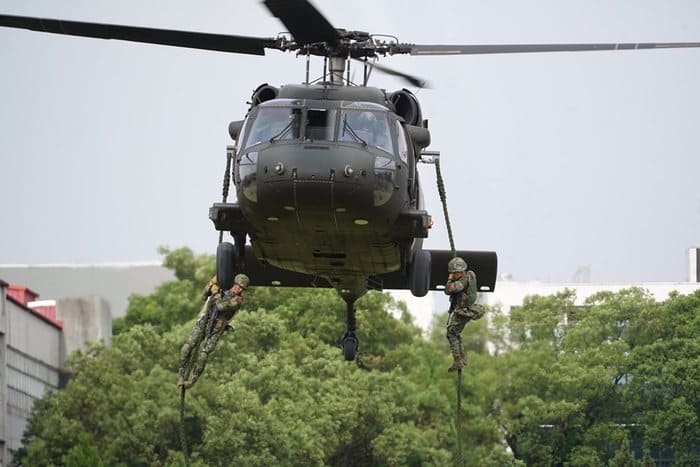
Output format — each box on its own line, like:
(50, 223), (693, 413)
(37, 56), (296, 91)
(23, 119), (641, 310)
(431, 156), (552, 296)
(447, 349), (468, 372)
(448, 355), (467, 373)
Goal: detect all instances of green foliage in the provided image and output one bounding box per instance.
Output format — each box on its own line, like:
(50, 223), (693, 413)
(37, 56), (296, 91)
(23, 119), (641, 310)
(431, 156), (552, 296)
(17, 247), (700, 465)
(114, 247), (214, 334)
(483, 287), (700, 465)
(608, 436), (636, 467)
(63, 431), (105, 467)
(19, 247), (508, 465)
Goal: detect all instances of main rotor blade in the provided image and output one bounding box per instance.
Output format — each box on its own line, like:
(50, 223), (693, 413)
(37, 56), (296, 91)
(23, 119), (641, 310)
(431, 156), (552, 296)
(362, 60), (429, 88)
(263, 0), (340, 46)
(0, 14), (278, 55)
(408, 42), (700, 56)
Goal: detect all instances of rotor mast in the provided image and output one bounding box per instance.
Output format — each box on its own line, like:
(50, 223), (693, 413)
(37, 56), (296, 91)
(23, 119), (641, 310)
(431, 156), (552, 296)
(329, 56), (346, 85)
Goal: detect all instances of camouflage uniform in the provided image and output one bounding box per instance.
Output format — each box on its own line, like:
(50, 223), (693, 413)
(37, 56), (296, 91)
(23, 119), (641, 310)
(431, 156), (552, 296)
(178, 274), (248, 389)
(445, 258), (484, 372)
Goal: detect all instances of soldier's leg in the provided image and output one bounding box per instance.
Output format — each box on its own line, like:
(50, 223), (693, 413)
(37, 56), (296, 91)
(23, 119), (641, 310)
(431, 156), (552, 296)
(179, 304), (210, 379)
(446, 313), (469, 371)
(186, 327), (225, 387)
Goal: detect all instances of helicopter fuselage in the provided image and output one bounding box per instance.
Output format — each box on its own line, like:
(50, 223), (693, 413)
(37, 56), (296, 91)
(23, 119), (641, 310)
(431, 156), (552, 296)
(237, 87), (425, 293)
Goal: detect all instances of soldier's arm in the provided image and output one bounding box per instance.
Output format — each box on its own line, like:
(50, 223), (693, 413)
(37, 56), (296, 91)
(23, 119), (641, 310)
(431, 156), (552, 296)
(201, 277), (221, 301)
(214, 293), (243, 312)
(445, 278), (466, 295)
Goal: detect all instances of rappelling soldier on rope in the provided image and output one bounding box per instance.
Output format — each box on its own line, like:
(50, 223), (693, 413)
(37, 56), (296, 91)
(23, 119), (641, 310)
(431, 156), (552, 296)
(445, 257), (485, 372)
(177, 273), (250, 389)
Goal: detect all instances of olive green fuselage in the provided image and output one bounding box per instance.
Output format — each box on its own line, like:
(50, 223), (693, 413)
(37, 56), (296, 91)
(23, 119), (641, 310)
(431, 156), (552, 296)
(231, 90), (427, 296)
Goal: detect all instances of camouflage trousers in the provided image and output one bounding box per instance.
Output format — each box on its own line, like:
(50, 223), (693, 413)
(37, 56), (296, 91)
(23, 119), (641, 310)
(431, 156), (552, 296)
(446, 311), (470, 359)
(179, 300), (228, 386)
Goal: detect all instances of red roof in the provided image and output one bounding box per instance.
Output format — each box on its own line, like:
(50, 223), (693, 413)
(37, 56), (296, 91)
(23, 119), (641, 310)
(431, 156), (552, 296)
(7, 284), (40, 306)
(4, 284), (63, 330)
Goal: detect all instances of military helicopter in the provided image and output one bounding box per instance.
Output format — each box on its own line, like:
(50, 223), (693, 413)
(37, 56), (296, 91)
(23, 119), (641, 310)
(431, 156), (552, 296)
(2, 1), (698, 360)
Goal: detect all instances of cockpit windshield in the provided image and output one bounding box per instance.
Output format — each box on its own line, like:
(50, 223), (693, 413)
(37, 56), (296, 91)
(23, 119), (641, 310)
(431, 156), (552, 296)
(244, 106), (301, 148)
(241, 103), (396, 155)
(339, 109), (394, 155)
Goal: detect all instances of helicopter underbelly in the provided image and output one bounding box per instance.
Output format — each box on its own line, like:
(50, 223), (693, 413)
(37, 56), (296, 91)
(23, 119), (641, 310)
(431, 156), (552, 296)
(240, 144), (405, 278)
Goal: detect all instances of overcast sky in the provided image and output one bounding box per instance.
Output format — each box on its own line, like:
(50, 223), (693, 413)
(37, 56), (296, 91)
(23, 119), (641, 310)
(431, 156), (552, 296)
(1, 0), (699, 284)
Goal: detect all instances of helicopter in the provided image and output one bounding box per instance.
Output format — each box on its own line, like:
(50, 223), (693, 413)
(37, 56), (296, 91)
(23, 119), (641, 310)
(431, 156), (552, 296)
(2, 1), (698, 361)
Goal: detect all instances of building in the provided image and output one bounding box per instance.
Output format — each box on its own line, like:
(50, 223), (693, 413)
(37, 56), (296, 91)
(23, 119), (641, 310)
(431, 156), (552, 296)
(0, 262), (174, 319)
(481, 279), (700, 313)
(0, 280), (111, 464)
(481, 247), (700, 313)
(0, 280), (62, 463)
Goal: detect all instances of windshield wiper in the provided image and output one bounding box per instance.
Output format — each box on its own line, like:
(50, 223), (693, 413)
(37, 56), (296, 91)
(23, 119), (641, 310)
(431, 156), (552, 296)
(269, 120), (295, 143)
(342, 115), (367, 147)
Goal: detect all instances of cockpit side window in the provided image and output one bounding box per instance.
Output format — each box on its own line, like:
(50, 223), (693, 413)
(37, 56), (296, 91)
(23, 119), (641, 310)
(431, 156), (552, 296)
(395, 121), (409, 163)
(305, 109), (335, 141)
(244, 107), (301, 149)
(339, 109), (395, 155)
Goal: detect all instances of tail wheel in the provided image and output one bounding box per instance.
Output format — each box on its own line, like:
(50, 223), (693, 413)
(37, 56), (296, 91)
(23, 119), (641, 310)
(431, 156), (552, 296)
(409, 250), (431, 297)
(216, 242), (235, 290)
(342, 333), (358, 361)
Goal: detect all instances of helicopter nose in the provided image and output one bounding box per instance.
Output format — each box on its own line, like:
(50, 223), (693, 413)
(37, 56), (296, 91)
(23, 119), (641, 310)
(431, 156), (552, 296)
(256, 145), (375, 215)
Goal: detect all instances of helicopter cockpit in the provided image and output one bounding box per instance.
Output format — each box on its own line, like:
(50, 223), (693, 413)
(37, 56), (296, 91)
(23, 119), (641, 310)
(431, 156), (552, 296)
(241, 99), (399, 158)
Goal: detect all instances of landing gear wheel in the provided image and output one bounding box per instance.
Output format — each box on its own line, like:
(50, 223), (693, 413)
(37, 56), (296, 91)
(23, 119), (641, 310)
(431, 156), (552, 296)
(342, 333), (359, 361)
(216, 242), (234, 290)
(409, 250), (431, 297)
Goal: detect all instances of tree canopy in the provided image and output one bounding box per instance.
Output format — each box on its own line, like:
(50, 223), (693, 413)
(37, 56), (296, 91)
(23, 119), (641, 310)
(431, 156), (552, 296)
(14, 248), (700, 466)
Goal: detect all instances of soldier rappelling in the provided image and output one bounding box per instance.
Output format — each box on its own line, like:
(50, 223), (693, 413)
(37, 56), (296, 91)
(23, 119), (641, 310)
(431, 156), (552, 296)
(444, 256), (485, 372)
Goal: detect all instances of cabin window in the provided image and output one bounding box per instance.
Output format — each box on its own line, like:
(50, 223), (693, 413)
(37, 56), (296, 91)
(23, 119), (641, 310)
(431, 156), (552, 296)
(244, 107), (301, 148)
(305, 109), (335, 141)
(339, 109), (394, 155)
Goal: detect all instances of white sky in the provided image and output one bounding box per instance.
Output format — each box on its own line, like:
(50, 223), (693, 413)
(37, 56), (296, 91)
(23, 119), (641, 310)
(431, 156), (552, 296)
(1, 0), (699, 283)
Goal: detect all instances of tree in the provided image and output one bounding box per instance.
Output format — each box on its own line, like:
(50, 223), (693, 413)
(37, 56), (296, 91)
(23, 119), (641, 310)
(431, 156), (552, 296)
(16, 247), (507, 466)
(608, 436), (637, 467)
(113, 246), (214, 334)
(483, 288), (700, 465)
(19, 247), (700, 465)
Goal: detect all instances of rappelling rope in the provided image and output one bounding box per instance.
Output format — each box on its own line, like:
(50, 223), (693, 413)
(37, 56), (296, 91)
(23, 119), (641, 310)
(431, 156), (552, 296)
(435, 159), (456, 258)
(180, 149), (235, 464)
(179, 387), (191, 467)
(218, 148), (234, 243)
(434, 158), (464, 467)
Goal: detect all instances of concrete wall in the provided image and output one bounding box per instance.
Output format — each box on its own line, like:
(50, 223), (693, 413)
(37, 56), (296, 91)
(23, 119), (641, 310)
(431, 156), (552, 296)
(0, 263), (174, 318)
(56, 296), (111, 361)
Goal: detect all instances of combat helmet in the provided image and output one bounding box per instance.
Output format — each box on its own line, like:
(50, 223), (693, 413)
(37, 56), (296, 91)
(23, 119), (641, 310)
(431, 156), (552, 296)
(234, 273), (250, 289)
(447, 257), (467, 273)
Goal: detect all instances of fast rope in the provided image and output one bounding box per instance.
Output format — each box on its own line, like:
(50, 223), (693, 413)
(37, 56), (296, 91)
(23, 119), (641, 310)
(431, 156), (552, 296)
(179, 149), (235, 464)
(218, 148), (234, 243)
(435, 159), (456, 258)
(179, 387), (191, 467)
(434, 158), (464, 467)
